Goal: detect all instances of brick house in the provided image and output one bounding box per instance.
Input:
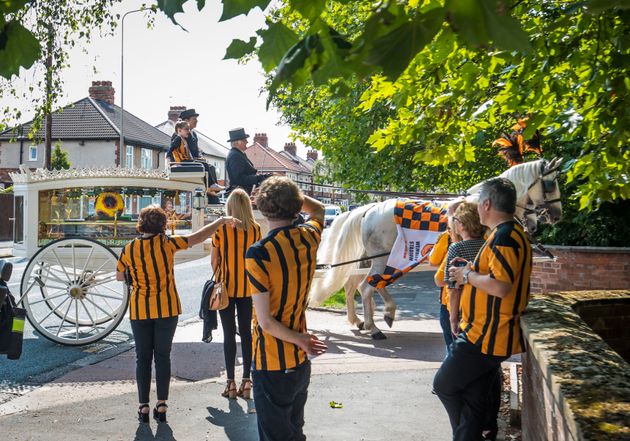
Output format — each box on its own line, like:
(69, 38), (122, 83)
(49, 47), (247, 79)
(244, 133), (353, 206)
(0, 81), (169, 184)
(155, 106), (229, 184)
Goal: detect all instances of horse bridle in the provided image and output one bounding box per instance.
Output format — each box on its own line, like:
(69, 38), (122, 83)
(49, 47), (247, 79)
(521, 163), (562, 217)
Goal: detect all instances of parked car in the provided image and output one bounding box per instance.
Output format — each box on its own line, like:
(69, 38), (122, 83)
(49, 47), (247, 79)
(324, 205), (342, 227)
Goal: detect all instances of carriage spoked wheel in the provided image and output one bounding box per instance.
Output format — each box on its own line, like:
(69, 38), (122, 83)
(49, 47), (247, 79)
(19, 238), (128, 346)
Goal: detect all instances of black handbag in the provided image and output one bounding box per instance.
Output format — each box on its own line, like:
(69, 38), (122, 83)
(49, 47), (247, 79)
(0, 285), (25, 360)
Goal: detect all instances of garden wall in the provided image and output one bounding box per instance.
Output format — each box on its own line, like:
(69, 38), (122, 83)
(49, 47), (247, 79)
(520, 290), (630, 441)
(530, 246), (630, 294)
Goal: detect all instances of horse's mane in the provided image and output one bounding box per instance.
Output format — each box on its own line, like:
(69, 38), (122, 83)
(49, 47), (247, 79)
(466, 159), (544, 199)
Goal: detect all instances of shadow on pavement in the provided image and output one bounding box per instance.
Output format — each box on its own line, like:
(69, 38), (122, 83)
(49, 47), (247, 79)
(313, 328), (445, 363)
(206, 399), (258, 441)
(52, 341), (228, 384)
(134, 422), (177, 440)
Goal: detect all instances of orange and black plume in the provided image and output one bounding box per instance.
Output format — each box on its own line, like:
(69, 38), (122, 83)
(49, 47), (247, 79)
(493, 116), (543, 167)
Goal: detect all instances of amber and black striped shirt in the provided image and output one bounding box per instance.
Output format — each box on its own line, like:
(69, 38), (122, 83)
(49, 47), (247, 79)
(459, 221), (532, 357)
(117, 234), (188, 320)
(429, 232), (450, 306)
(246, 218), (323, 371)
(167, 136), (192, 163)
(212, 223), (262, 298)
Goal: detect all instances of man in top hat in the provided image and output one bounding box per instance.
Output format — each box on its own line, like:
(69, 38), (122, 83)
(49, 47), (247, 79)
(178, 108), (223, 203)
(225, 128), (271, 195)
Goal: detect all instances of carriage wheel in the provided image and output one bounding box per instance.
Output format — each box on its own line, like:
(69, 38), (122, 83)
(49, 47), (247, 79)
(20, 238), (128, 346)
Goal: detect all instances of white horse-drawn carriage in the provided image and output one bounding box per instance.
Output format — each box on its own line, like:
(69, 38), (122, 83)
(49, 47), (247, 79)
(8, 157), (564, 346)
(10, 163), (217, 346)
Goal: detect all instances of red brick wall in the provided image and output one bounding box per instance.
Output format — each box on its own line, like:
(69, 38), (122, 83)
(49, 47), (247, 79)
(574, 300), (630, 363)
(531, 246), (630, 294)
(521, 345), (576, 441)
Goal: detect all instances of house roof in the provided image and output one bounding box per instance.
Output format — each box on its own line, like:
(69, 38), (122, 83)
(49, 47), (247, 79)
(246, 142), (311, 174)
(155, 120), (229, 159)
(0, 97), (170, 150)
(279, 150), (314, 173)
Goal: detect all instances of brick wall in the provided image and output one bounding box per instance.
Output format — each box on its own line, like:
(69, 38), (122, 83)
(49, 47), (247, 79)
(573, 300), (630, 363)
(531, 246), (630, 294)
(522, 346), (576, 441)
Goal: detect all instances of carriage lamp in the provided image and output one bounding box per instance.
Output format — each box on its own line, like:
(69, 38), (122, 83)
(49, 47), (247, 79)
(193, 188), (206, 211)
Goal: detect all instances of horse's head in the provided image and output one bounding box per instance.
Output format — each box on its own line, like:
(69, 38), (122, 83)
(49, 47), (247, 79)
(525, 157), (563, 229)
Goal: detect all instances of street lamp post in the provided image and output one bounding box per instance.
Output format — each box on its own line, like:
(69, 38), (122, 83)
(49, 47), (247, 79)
(120, 8), (143, 167)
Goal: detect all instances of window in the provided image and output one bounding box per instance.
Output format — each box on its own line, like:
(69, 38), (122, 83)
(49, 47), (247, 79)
(141, 148), (152, 169)
(29, 145), (38, 161)
(126, 145), (133, 169)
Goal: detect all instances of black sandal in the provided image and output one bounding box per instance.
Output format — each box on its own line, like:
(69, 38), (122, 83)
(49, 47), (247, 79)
(137, 404), (150, 423)
(153, 402), (168, 423)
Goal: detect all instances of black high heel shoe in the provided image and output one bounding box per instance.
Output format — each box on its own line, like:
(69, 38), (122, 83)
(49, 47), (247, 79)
(137, 404), (150, 423)
(153, 403), (168, 422)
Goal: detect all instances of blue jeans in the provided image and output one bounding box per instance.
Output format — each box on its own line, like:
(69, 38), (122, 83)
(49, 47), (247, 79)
(439, 304), (453, 356)
(252, 361), (311, 441)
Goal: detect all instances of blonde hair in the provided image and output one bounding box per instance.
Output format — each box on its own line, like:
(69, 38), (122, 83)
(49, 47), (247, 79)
(226, 188), (256, 231)
(454, 202), (486, 239)
(175, 120), (189, 133)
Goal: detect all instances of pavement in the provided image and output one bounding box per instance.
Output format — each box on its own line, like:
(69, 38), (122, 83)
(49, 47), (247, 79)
(0, 309), (449, 441)
(0, 270), (457, 441)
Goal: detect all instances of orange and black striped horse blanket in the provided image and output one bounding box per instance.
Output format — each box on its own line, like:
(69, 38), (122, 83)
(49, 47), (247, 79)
(367, 200), (448, 288)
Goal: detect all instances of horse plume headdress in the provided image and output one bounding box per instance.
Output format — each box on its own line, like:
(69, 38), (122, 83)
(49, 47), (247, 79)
(492, 116), (543, 167)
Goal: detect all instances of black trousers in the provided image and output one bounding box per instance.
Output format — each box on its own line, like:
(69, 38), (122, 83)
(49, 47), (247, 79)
(252, 361), (311, 441)
(433, 336), (507, 441)
(219, 297), (252, 379)
(130, 316), (178, 403)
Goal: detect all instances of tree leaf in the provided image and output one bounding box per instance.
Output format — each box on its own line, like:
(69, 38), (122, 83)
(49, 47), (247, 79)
(365, 7), (445, 79)
(289, 0), (326, 21)
(446, 0), (530, 53)
(0, 0), (30, 14)
(157, 0), (188, 25)
(257, 21), (300, 73)
(584, 0), (630, 14)
(219, 0), (272, 22)
(0, 21), (40, 79)
(223, 36), (257, 60)
(479, 0), (531, 53)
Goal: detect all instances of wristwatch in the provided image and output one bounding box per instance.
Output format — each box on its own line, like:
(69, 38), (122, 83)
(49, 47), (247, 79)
(463, 268), (473, 285)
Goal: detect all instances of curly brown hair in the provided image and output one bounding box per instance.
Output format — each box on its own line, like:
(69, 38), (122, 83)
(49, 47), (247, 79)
(453, 202), (486, 239)
(137, 205), (167, 234)
(255, 176), (303, 220)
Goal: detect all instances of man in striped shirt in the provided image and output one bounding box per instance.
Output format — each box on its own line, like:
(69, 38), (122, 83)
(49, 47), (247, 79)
(246, 176), (327, 441)
(434, 177), (532, 441)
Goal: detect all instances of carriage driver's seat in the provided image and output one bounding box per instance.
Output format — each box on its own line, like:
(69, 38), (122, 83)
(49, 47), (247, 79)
(168, 162), (207, 186)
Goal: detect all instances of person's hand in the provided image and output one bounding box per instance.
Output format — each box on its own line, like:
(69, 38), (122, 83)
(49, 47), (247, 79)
(297, 333), (327, 356)
(448, 258), (470, 287)
(221, 216), (241, 227)
(450, 318), (460, 337)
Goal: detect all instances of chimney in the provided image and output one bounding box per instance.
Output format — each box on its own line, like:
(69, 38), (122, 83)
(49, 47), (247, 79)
(284, 142), (297, 156)
(307, 149), (318, 161)
(88, 80), (115, 105)
(254, 133), (268, 148)
(168, 106), (186, 122)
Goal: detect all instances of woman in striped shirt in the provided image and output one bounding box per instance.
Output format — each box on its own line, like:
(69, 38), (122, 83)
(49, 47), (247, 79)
(116, 205), (239, 423)
(211, 188), (262, 399)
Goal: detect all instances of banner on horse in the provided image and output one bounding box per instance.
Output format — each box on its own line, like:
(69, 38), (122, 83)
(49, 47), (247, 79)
(367, 201), (448, 288)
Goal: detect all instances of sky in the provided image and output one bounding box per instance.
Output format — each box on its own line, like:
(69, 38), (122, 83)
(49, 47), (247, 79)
(5, 0), (307, 156)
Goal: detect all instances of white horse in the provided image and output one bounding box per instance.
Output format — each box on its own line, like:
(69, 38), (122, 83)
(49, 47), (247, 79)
(310, 158), (563, 339)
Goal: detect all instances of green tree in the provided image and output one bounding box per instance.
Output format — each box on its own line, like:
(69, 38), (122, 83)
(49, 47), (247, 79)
(51, 143), (71, 170)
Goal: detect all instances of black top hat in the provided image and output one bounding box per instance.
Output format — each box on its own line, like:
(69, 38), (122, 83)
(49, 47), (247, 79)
(227, 127), (250, 143)
(179, 108), (199, 119)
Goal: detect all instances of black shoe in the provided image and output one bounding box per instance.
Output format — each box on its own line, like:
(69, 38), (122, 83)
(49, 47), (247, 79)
(137, 404), (150, 423)
(153, 403), (168, 422)
(202, 332), (213, 343)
